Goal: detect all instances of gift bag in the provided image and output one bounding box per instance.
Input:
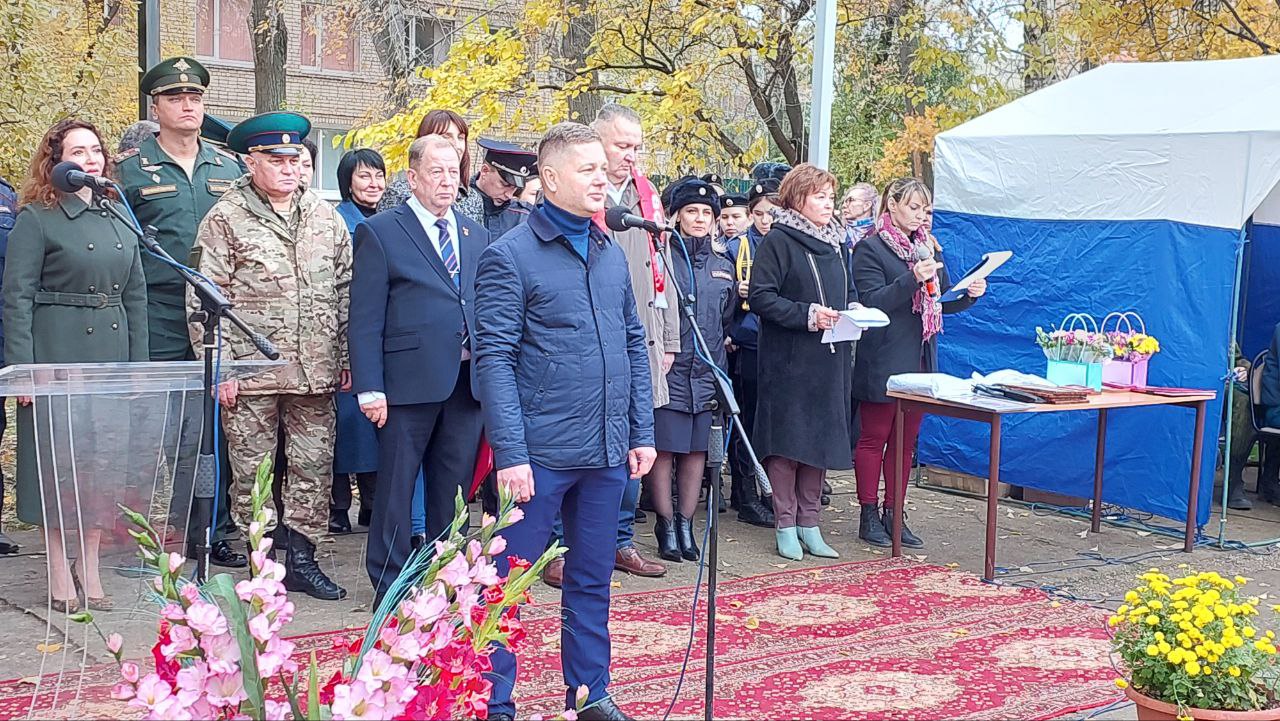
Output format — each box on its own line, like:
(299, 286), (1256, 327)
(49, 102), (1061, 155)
(1037, 313), (1109, 391)
(1101, 311), (1156, 388)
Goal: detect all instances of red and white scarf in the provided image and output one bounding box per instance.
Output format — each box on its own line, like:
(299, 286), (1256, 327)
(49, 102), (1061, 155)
(592, 169), (666, 296)
(877, 212), (942, 342)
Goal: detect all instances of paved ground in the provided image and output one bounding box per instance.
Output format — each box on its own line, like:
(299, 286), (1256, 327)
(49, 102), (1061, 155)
(1, 465), (1278, 720)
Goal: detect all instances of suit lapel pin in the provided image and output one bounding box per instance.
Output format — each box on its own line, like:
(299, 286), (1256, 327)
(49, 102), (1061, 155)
(462, 226), (469, 236)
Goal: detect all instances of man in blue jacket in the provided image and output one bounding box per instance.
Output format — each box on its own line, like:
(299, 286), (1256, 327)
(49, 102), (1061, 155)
(1259, 323), (1280, 505)
(474, 122), (656, 721)
(0, 177), (18, 555)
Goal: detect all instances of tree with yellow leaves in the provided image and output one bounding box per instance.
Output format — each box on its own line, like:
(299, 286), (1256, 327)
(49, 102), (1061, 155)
(0, 0), (137, 182)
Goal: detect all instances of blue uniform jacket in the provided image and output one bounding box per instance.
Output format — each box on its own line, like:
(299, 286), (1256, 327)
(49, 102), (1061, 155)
(474, 206), (654, 470)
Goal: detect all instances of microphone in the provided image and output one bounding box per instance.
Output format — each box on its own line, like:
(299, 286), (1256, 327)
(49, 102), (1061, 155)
(605, 205), (672, 234)
(914, 243), (939, 297)
(51, 161), (115, 194)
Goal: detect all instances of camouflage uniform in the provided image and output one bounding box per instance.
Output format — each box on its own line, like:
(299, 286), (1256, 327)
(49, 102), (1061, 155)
(190, 175), (352, 543)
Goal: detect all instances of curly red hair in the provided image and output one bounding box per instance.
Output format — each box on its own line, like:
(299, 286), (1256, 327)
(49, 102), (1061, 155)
(20, 118), (116, 208)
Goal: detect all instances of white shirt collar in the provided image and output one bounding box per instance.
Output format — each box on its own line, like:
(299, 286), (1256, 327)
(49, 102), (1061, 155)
(606, 175), (632, 206)
(407, 195), (458, 255)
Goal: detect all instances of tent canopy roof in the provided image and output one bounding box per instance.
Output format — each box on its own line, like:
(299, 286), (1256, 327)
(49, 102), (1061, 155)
(934, 56), (1280, 229)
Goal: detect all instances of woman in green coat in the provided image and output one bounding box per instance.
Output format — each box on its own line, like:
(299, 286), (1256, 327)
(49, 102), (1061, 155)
(3, 119), (149, 612)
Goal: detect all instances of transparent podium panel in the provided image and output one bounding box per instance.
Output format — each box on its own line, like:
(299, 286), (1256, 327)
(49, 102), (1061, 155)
(0, 361), (280, 719)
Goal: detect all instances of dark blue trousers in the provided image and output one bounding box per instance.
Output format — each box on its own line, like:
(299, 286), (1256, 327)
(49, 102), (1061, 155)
(488, 462), (629, 716)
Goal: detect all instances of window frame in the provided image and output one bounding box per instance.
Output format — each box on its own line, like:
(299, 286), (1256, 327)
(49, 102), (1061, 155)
(195, 0), (255, 65)
(403, 14), (454, 71)
(299, 2), (359, 75)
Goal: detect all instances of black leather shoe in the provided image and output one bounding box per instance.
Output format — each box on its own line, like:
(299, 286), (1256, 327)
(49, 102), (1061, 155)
(357, 506), (372, 528)
(820, 494), (831, 507)
(329, 508), (352, 534)
(653, 516), (682, 563)
(858, 503), (891, 547)
(881, 507), (924, 549)
(736, 500), (774, 528)
(822, 480), (833, 495)
(674, 513), (699, 561)
(282, 529), (347, 601)
(1225, 482), (1253, 511)
(0, 531), (19, 555)
(579, 697), (633, 721)
(210, 540), (248, 568)
(488, 714), (514, 721)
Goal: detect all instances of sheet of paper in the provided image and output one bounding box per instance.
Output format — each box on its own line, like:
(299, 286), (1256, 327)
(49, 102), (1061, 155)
(821, 307), (890, 343)
(939, 250), (1013, 303)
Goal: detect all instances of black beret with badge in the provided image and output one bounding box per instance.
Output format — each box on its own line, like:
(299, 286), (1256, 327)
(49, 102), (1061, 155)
(140, 56), (210, 96)
(226, 111), (311, 156)
(667, 178), (721, 217)
(478, 138), (537, 189)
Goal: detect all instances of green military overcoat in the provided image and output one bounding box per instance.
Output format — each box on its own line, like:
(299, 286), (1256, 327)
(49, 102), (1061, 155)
(2, 192), (149, 525)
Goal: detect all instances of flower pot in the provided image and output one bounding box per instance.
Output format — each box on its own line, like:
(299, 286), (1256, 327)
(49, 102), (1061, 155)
(1126, 687), (1280, 721)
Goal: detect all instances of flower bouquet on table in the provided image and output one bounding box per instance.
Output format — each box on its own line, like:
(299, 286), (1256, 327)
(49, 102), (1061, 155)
(98, 456), (577, 721)
(1111, 568), (1280, 721)
(1036, 313), (1113, 391)
(1102, 311), (1160, 388)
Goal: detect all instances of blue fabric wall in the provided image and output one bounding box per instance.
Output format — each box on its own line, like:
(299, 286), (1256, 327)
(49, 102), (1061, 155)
(1240, 223), (1280, 360)
(922, 211), (1240, 526)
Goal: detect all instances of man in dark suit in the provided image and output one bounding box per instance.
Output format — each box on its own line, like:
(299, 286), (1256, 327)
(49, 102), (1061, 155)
(350, 135), (488, 599)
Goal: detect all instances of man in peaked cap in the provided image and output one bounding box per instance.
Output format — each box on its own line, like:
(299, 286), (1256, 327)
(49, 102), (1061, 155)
(191, 111), (354, 601)
(116, 56), (249, 569)
(455, 137), (538, 239)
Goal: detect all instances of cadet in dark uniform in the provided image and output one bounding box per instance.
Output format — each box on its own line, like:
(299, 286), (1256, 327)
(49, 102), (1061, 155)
(454, 138), (536, 239)
(115, 56), (247, 568)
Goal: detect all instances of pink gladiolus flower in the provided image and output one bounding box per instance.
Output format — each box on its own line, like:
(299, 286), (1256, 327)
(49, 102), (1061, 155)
(130, 674), (173, 711)
(179, 583), (201, 604)
(167, 553), (184, 574)
(407, 592), (449, 627)
(487, 534), (507, 556)
(249, 612), (273, 643)
(205, 671), (248, 708)
(576, 685), (589, 705)
(111, 682), (135, 701)
(161, 603), (186, 621)
(471, 556), (500, 586)
(149, 694), (194, 721)
(455, 584), (481, 629)
(121, 661), (141, 684)
(249, 522), (262, 537)
(467, 539), (484, 561)
(481, 513), (496, 528)
(264, 699), (292, 721)
(564, 711), (579, 721)
(106, 633), (124, 655)
(175, 664), (208, 693)
(331, 680), (388, 721)
(185, 601), (228, 637)
(439, 553), (472, 588)
(201, 632), (241, 674)
(161, 623), (197, 659)
(507, 507), (524, 523)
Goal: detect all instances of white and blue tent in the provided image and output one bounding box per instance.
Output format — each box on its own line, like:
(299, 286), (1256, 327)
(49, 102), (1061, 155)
(926, 55), (1280, 527)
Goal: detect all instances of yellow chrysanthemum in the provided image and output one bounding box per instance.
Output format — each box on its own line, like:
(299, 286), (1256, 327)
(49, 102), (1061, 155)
(1229, 666), (1241, 677)
(1114, 678), (1129, 689)
(1186, 660), (1201, 676)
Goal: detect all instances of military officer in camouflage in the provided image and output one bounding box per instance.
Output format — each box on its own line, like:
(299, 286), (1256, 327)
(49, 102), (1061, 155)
(191, 112), (353, 601)
(454, 138), (537, 238)
(115, 57), (249, 569)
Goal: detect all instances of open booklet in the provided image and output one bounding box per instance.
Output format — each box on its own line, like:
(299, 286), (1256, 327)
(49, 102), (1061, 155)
(821, 306), (890, 343)
(939, 250), (1013, 303)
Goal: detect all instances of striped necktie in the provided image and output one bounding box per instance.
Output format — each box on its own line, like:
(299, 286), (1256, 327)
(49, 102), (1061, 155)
(435, 218), (460, 288)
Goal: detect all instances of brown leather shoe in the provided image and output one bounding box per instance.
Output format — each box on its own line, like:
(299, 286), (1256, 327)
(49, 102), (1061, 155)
(543, 557), (565, 589)
(614, 546), (666, 577)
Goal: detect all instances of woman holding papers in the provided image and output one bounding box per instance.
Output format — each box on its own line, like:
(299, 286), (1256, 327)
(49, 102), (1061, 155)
(649, 178), (735, 562)
(748, 164), (857, 561)
(852, 177), (986, 549)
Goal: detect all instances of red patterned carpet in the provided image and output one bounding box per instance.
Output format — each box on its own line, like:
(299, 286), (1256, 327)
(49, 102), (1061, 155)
(0, 558), (1121, 720)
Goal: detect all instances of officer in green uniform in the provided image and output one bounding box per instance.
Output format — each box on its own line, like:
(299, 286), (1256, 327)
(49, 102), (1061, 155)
(115, 56), (248, 569)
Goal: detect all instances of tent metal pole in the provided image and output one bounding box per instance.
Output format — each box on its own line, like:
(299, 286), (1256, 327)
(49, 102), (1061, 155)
(1218, 225), (1249, 546)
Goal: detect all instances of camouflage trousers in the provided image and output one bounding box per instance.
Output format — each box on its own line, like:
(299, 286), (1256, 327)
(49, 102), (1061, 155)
(222, 393), (335, 544)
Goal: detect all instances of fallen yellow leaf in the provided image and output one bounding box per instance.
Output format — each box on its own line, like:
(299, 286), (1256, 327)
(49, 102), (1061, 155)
(728, 600), (744, 609)
(35, 643), (61, 654)
(744, 616), (760, 630)
(945, 563), (960, 569)
(610, 581), (622, 589)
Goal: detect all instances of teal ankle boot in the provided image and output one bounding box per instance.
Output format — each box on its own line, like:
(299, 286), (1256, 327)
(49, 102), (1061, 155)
(775, 526), (803, 560)
(797, 526), (840, 558)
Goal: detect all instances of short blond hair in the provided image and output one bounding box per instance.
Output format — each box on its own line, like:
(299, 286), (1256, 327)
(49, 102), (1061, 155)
(538, 122), (602, 167)
(408, 134), (458, 169)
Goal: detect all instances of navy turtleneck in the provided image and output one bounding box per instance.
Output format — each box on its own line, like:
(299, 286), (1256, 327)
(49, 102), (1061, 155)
(542, 198), (593, 260)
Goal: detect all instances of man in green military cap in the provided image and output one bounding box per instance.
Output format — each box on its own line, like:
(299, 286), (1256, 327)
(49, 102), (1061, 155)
(115, 56), (248, 569)
(192, 111), (352, 601)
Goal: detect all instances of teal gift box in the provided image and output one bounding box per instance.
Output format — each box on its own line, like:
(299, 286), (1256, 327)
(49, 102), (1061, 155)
(1046, 359), (1104, 391)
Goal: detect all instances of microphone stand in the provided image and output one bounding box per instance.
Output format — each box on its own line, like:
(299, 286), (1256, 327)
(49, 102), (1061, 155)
(91, 187), (279, 582)
(653, 226), (772, 721)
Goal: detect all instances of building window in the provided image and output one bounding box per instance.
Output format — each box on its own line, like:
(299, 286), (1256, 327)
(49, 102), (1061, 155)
(195, 0), (253, 62)
(301, 3), (357, 72)
(307, 128), (347, 200)
(404, 15), (453, 69)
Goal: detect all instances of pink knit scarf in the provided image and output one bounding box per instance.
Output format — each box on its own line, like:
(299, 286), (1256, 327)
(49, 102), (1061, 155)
(877, 213), (942, 342)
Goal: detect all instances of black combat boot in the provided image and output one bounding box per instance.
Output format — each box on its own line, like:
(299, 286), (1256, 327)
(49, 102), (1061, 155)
(881, 507), (924, 549)
(283, 528), (347, 601)
(858, 503), (891, 547)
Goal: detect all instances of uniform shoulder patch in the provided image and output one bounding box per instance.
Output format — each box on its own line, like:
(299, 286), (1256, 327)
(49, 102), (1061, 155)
(712, 269), (735, 282)
(214, 146), (239, 160)
(114, 147), (141, 165)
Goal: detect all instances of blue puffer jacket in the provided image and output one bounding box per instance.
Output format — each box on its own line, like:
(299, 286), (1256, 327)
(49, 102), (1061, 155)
(474, 205), (655, 470)
(662, 234), (734, 414)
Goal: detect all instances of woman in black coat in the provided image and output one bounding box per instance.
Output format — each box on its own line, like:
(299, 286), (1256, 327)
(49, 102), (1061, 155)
(852, 178), (986, 549)
(649, 179), (735, 563)
(748, 164), (857, 562)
